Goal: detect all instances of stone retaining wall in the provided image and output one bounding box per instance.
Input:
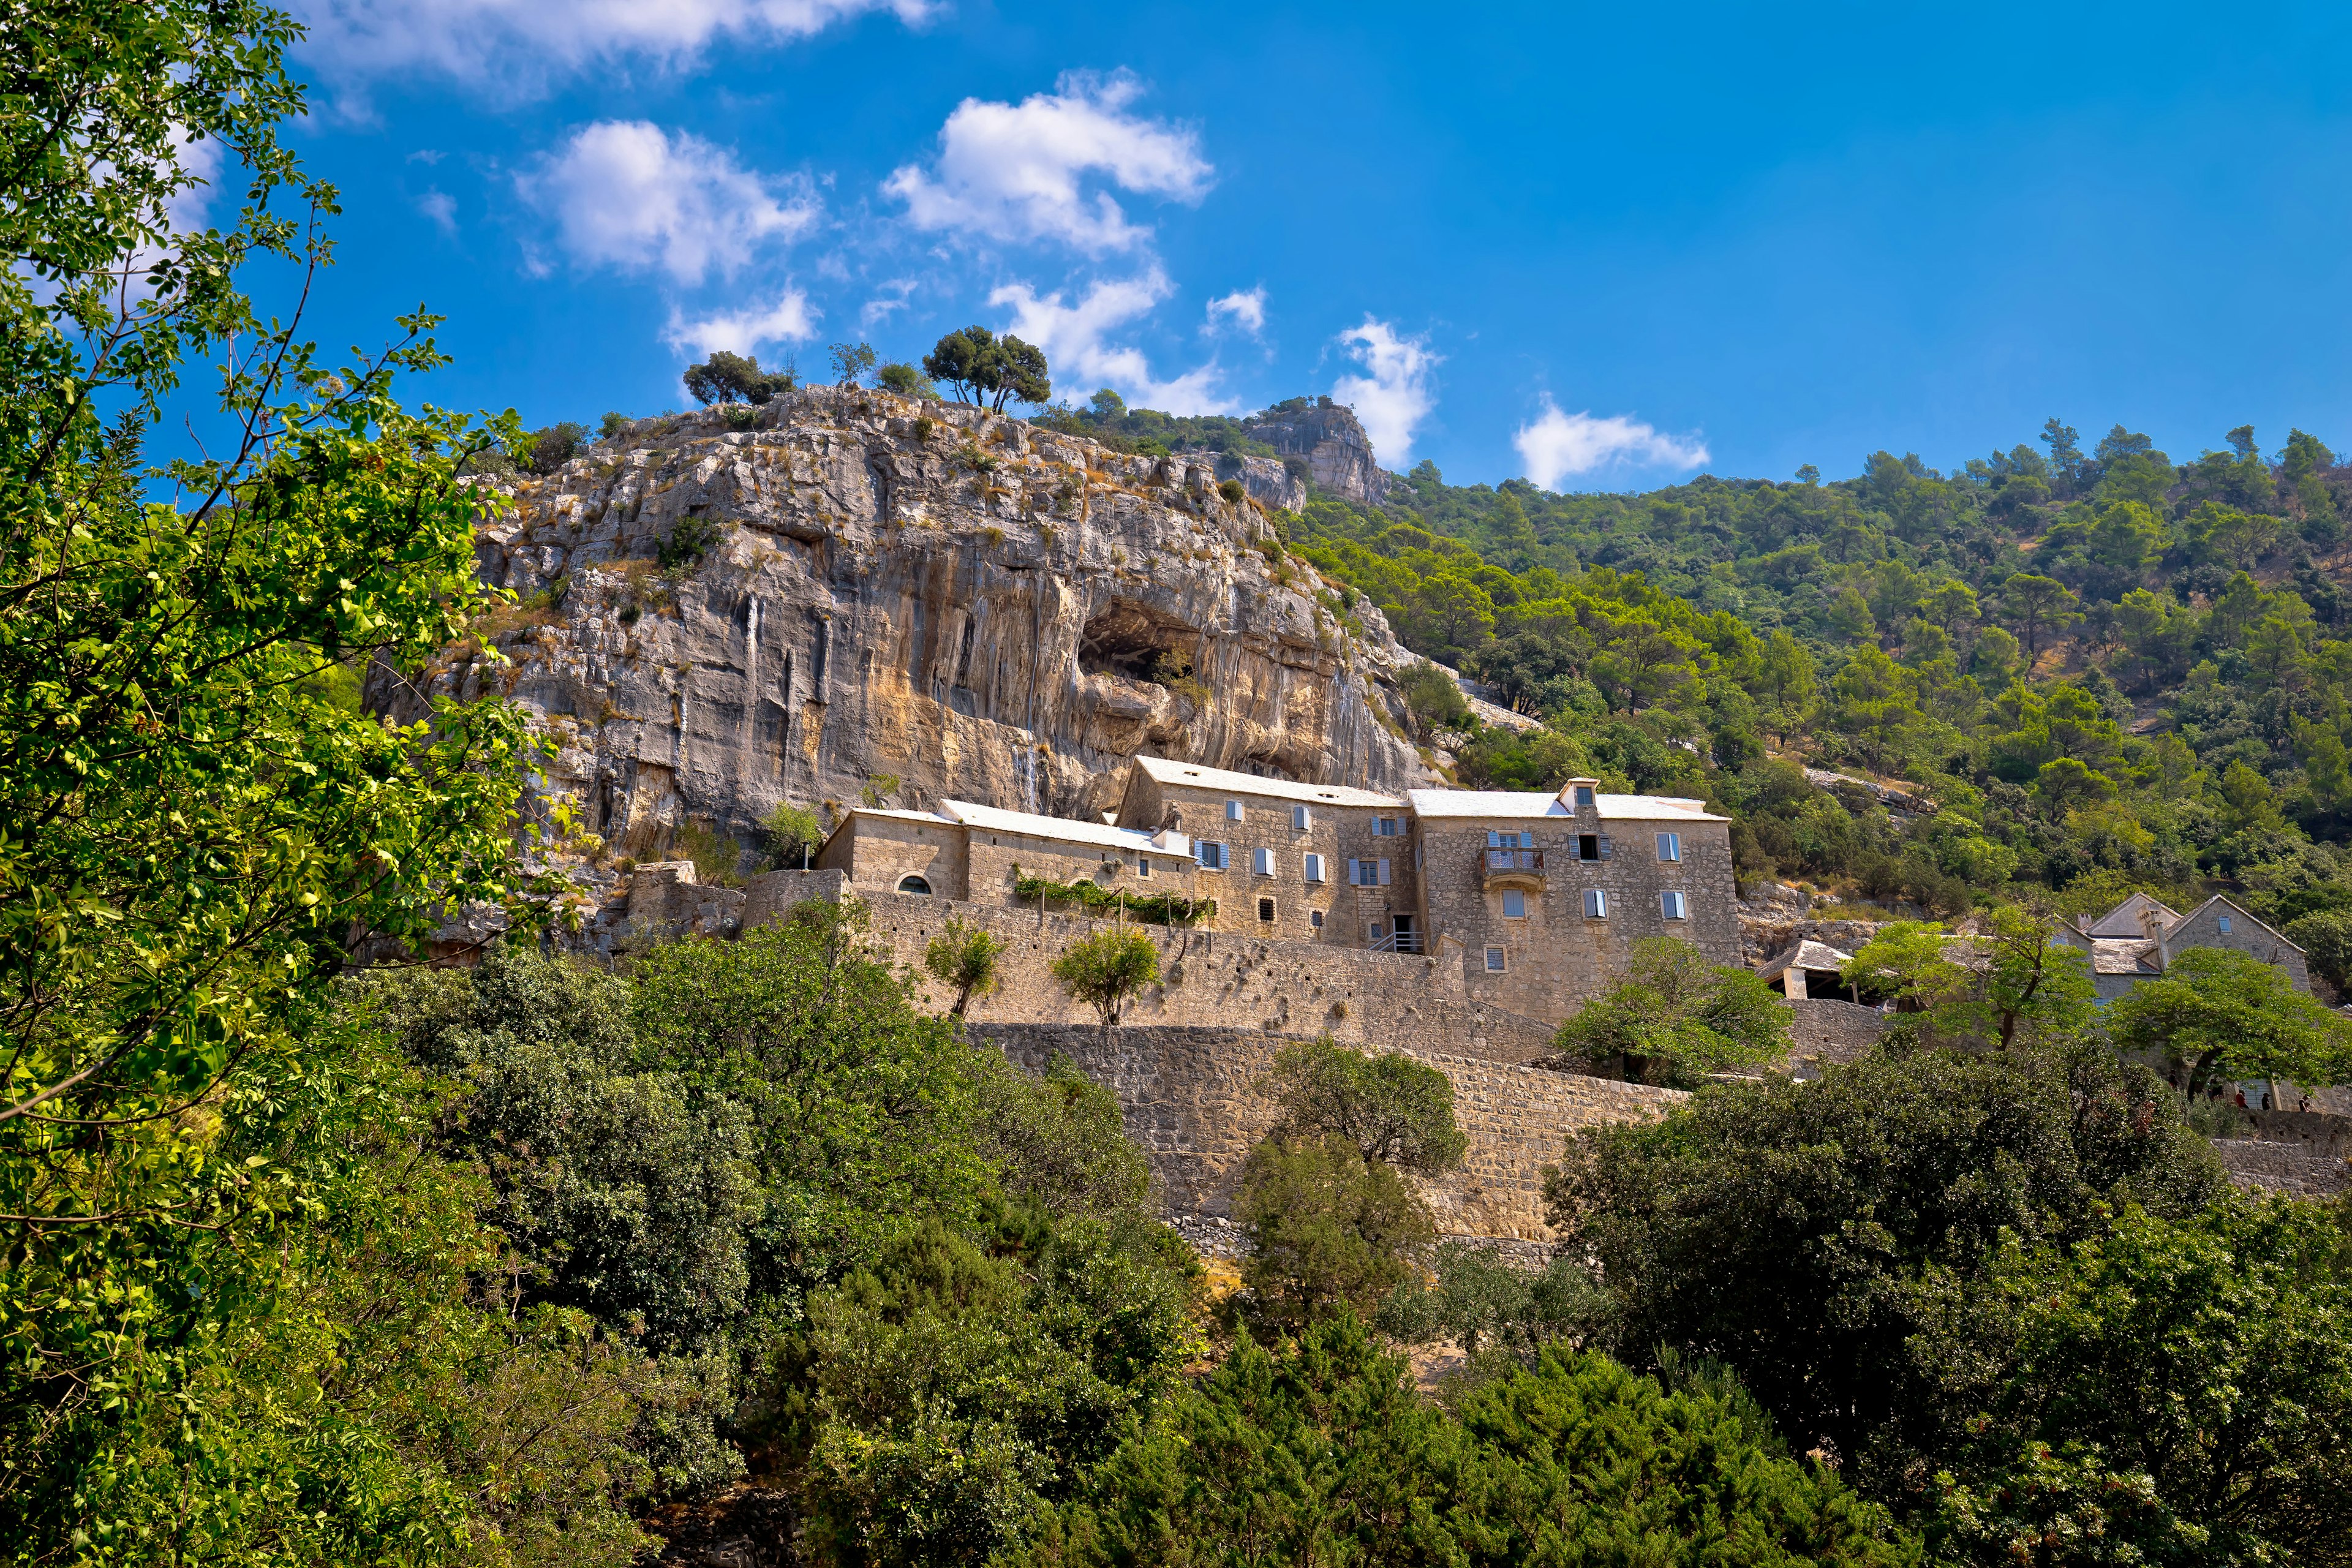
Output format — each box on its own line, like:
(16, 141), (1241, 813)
(971, 1021), (1684, 1238)
(1781, 997), (1890, 1076)
(2212, 1138), (2352, 1199)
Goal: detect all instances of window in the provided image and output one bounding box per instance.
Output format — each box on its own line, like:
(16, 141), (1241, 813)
(897, 875), (933, 896)
(1374, 816), (1401, 837)
(1487, 829), (1531, 848)
(1349, 858), (1392, 886)
(1502, 889), (1528, 918)
(1253, 846), (1273, 876)
(2219, 914), (2233, 934)
(1303, 853), (1326, 883)
(1226, 799), (1243, 821)
(1584, 889), (1608, 918)
(1310, 910), (1324, 929)
(1577, 834), (1599, 861)
(1137, 858), (1152, 878)
(1656, 832), (1681, 862)
(1365, 920), (1384, 943)
(1574, 785), (1596, 809)
(1257, 897), (1276, 922)
(1485, 946), (1507, 972)
(1660, 890), (1687, 919)
(1197, 841), (1228, 870)
(1292, 804), (1312, 831)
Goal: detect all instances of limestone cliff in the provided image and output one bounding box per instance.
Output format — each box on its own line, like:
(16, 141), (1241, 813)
(379, 388), (1436, 860)
(1241, 399), (1397, 507)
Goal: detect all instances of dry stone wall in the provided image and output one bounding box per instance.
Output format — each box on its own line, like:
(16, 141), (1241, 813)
(743, 870), (1557, 1062)
(974, 1022), (1684, 1238)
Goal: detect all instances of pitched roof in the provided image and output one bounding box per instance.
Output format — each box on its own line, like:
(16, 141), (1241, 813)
(1131, 755), (1406, 810)
(1405, 788), (1728, 823)
(939, 798), (1173, 855)
(1757, 938), (1855, 980)
(2083, 891), (2180, 939)
(2166, 894), (2303, 955)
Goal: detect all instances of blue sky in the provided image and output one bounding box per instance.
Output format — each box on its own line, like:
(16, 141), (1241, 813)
(273, 1), (2352, 491)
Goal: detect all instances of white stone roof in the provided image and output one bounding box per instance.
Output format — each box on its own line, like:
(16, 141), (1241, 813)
(1758, 938), (1855, 979)
(843, 807), (954, 827)
(1406, 788), (1728, 823)
(2087, 938), (2164, 976)
(1132, 755), (1406, 810)
(939, 798), (1177, 855)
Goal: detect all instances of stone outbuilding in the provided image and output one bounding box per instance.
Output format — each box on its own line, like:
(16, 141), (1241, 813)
(2055, 892), (2310, 1001)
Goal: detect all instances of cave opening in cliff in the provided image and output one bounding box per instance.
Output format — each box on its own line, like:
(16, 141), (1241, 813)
(1078, 599), (1199, 686)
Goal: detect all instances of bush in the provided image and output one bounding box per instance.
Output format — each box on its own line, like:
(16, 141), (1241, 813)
(1218, 477), (1245, 503)
(876, 361), (938, 398)
(1260, 1036), (1468, 1173)
(1236, 1134), (1433, 1332)
(761, 801), (825, 867)
(658, 510), (727, 569)
(523, 419), (588, 473)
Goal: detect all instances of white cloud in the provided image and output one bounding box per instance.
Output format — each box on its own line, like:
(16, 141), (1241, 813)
(517, 121), (815, 285)
(1331, 318), (1438, 466)
(988, 271), (1234, 414)
(293, 0), (930, 103)
(663, 290), (818, 356)
(1513, 398), (1709, 489)
(884, 70), (1210, 254)
(416, 187), (458, 235)
(1204, 287), (1265, 336)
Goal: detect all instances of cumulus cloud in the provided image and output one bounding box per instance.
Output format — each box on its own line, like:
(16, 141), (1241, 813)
(663, 290), (818, 356)
(1331, 318), (1438, 466)
(293, 0), (930, 104)
(517, 121), (815, 284)
(1204, 287), (1265, 336)
(1513, 398), (1709, 489)
(988, 271), (1234, 414)
(885, 70), (1210, 254)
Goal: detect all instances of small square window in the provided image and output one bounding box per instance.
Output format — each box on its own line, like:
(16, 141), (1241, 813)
(1197, 842), (1227, 870)
(1577, 834), (1600, 861)
(1226, 800), (1244, 821)
(1304, 853), (1325, 884)
(1485, 946), (1507, 972)
(1584, 889), (1608, 919)
(1574, 785), (1596, 809)
(1253, 846), (1273, 876)
(1310, 910), (1324, 929)
(1502, 889), (1528, 918)
(1661, 890), (1686, 919)
(2219, 914), (2233, 934)
(1138, 858), (1152, 877)
(1657, 832), (1681, 862)
(1257, 896), (1276, 922)
(1365, 920), (1384, 943)
(1292, 804), (1312, 831)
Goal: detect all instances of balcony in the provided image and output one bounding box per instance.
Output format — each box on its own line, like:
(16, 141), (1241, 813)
(1480, 847), (1545, 890)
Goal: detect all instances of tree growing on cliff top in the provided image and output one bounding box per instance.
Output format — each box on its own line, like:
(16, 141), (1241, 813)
(923, 325), (1052, 410)
(1051, 929), (1160, 1047)
(683, 349), (796, 406)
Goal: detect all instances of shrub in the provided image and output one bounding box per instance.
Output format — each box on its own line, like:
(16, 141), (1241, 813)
(1236, 1134), (1433, 1331)
(524, 420), (589, 474)
(657, 511), (726, 569)
(924, 915), (1006, 1017)
(1218, 477), (1245, 503)
(1260, 1036), (1468, 1173)
(1050, 930), (1161, 1044)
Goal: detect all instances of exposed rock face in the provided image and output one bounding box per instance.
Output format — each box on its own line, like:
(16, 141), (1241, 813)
(1242, 400), (1395, 507)
(1176, 448), (1306, 513)
(379, 389), (1434, 861)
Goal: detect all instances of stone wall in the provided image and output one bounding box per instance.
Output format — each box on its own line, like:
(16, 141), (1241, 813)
(974, 1022), (1686, 1238)
(741, 869), (1561, 1063)
(2166, 899), (2311, 992)
(2212, 1137), (2352, 1199)
(1781, 997), (1890, 1076)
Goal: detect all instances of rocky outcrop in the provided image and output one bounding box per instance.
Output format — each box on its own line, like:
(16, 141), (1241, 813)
(378, 389), (1436, 864)
(1175, 448), (1306, 513)
(1242, 399), (1395, 507)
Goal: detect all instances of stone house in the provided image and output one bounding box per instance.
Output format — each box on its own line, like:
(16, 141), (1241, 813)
(810, 756), (1743, 1028)
(2054, 892), (2311, 1001)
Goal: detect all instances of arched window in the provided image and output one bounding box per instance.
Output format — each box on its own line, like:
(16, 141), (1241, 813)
(896, 874), (933, 896)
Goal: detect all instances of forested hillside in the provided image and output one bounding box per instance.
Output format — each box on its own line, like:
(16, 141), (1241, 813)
(1259, 421), (2352, 987)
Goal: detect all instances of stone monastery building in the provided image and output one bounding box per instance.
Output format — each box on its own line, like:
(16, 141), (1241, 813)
(813, 755), (1741, 1021)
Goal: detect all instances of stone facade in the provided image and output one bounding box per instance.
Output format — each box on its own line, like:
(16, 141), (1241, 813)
(2057, 892), (2312, 1000)
(974, 1021), (1685, 1237)
(814, 807), (970, 899)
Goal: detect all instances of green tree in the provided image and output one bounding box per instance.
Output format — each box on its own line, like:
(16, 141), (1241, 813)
(972, 1054), (1155, 1222)
(1050, 930), (1162, 1046)
(826, 340), (877, 385)
(2106, 946), (2352, 1096)
(1546, 1046), (2220, 1480)
(1924, 1200), (2352, 1566)
(921, 326), (1050, 410)
(761, 800), (826, 867)
(875, 361), (938, 399)
(925, 914), (1008, 1017)
(1259, 1036), (1468, 1173)
(1237, 1136), (1436, 1331)
(1756, 627), (1817, 742)
(682, 348), (796, 405)
(1551, 937), (1792, 1087)
(1842, 908), (2096, 1052)
(628, 905), (993, 1298)
(1999, 573), (2082, 665)
(0, 4), (554, 1548)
